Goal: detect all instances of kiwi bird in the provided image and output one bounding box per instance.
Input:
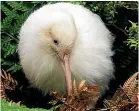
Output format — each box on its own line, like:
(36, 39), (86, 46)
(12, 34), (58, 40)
(18, 3), (114, 95)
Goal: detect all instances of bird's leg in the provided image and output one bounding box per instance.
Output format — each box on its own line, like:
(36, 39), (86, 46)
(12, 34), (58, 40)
(63, 54), (72, 96)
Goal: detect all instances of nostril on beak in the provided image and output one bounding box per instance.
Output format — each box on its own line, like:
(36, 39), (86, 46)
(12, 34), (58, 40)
(62, 49), (68, 55)
(59, 48), (69, 60)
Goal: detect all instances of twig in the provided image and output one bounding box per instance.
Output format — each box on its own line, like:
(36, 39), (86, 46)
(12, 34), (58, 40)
(55, 96), (78, 111)
(94, 108), (109, 111)
(126, 7), (138, 10)
(105, 23), (128, 37)
(1, 31), (18, 41)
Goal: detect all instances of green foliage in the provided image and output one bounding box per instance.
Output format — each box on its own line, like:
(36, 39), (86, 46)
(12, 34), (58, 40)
(1, 2), (27, 73)
(1, 1), (138, 74)
(1, 1), (47, 73)
(1, 99), (60, 111)
(126, 21), (138, 50)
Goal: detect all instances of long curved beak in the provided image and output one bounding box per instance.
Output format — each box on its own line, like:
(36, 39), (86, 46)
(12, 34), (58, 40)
(61, 54), (72, 96)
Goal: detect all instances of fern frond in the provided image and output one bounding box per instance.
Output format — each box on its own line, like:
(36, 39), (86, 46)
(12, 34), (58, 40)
(3, 43), (17, 58)
(7, 1), (28, 12)
(1, 15), (15, 29)
(73, 79), (78, 96)
(9, 12), (29, 36)
(1, 5), (16, 16)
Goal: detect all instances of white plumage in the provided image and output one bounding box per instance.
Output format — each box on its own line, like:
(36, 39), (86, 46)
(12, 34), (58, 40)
(18, 3), (114, 95)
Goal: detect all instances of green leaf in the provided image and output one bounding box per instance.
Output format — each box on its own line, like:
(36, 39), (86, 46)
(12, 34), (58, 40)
(7, 63), (21, 73)
(7, 1), (28, 12)
(1, 15), (15, 29)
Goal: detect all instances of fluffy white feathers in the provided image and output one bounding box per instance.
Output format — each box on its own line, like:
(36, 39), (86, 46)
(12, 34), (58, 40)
(18, 3), (114, 95)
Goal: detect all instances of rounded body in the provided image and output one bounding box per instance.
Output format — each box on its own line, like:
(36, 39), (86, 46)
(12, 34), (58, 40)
(18, 3), (114, 95)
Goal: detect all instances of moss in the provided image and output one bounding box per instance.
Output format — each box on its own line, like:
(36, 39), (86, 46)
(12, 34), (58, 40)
(1, 99), (59, 111)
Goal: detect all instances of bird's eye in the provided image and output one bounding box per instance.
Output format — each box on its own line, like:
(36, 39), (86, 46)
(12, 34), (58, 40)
(53, 40), (59, 45)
